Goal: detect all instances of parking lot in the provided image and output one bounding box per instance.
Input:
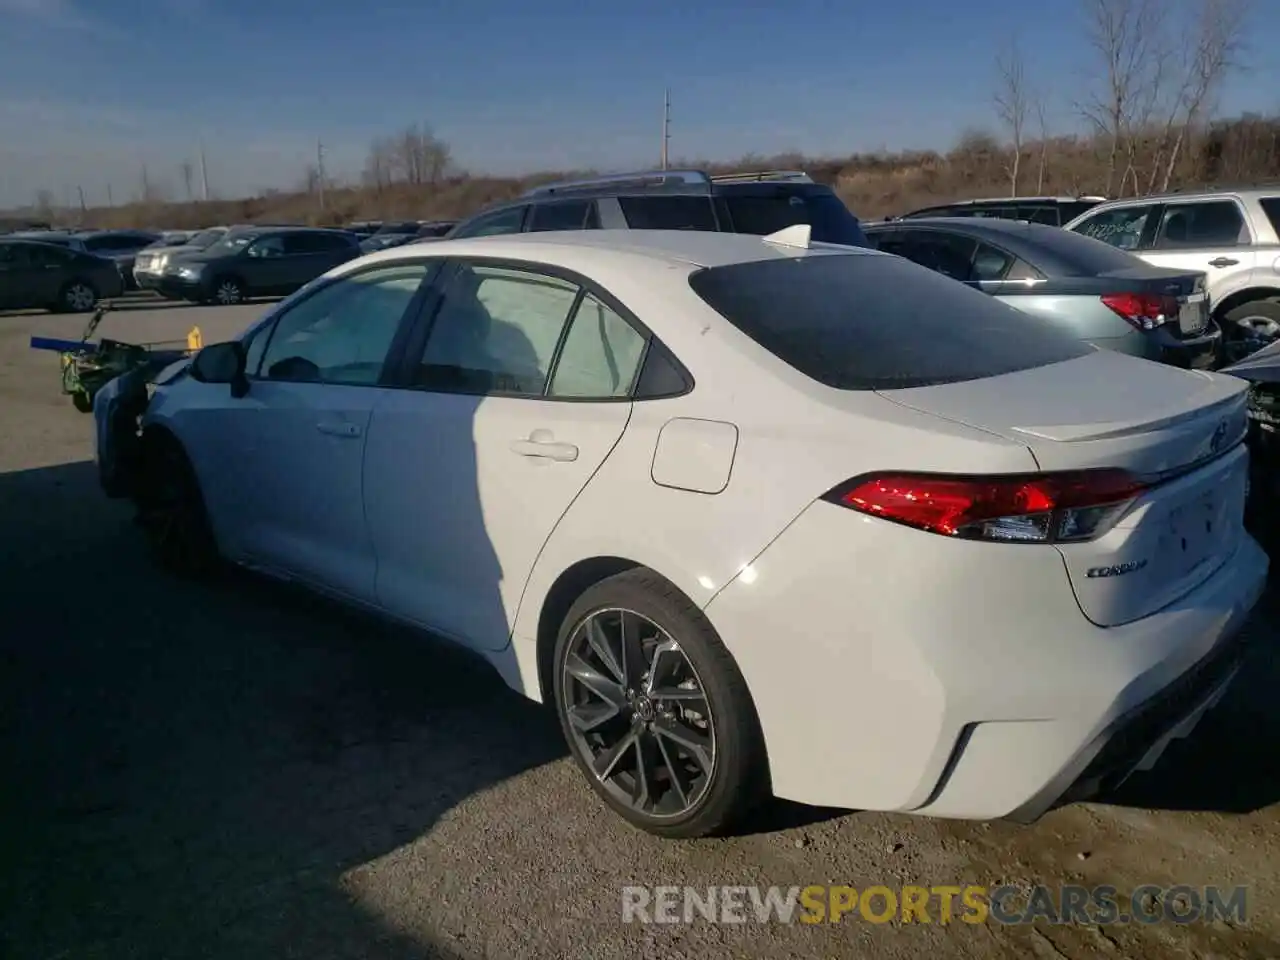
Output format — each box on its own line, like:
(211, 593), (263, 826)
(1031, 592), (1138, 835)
(2, 296), (1279, 959)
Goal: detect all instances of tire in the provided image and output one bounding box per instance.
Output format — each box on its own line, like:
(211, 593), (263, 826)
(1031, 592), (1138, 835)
(551, 568), (768, 838)
(58, 280), (98, 313)
(210, 276), (246, 306)
(71, 390), (93, 414)
(134, 433), (221, 578)
(1222, 299), (1280, 361)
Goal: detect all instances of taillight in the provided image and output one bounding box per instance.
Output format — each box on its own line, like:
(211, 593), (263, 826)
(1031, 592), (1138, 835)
(1102, 292), (1180, 331)
(823, 469), (1148, 543)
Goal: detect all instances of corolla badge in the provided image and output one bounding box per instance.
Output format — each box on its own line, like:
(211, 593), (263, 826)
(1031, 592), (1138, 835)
(1086, 559), (1149, 579)
(1210, 419), (1229, 454)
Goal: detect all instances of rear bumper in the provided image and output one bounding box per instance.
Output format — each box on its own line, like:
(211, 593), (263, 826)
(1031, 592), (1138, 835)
(704, 501), (1269, 819)
(1091, 323), (1221, 368)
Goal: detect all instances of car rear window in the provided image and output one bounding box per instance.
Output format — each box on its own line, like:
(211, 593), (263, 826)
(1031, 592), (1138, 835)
(618, 195), (717, 231)
(687, 253), (1092, 391)
(1020, 224), (1149, 275)
(724, 190), (869, 247)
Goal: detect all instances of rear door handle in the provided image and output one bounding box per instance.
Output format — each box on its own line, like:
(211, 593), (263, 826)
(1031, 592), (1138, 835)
(1208, 257), (1239, 268)
(510, 436), (579, 462)
(317, 421), (362, 438)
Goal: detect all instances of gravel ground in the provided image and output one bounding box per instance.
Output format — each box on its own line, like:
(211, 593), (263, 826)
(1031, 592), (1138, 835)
(2, 296), (1278, 959)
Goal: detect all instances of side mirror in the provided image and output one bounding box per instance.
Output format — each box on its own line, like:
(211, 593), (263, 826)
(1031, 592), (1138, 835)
(190, 340), (249, 397)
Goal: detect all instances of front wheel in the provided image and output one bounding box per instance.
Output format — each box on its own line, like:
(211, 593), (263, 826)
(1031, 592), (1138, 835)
(552, 569), (768, 838)
(210, 276), (246, 306)
(134, 434), (221, 578)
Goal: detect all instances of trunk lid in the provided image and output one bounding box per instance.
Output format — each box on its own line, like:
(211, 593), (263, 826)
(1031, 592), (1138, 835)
(878, 350), (1252, 626)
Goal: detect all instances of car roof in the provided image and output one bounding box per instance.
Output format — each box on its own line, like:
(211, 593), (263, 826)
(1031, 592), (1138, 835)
(355, 227), (876, 272)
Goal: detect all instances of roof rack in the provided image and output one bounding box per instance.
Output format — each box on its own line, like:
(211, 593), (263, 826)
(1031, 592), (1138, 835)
(522, 169), (712, 198)
(710, 170), (812, 184)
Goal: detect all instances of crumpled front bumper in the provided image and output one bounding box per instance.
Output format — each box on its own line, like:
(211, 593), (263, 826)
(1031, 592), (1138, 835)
(93, 367), (152, 499)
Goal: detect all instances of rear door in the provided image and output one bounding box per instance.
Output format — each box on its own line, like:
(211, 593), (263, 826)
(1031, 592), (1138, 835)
(363, 259), (645, 651)
(1138, 198), (1258, 307)
(8, 242), (71, 305)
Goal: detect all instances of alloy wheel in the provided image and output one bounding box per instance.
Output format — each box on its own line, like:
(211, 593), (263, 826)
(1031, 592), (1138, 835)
(214, 281), (242, 305)
(66, 284), (95, 311)
(561, 608), (716, 819)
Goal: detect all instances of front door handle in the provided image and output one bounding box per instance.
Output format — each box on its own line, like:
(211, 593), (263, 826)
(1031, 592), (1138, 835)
(510, 431), (578, 462)
(1208, 257), (1239, 268)
(316, 421), (362, 438)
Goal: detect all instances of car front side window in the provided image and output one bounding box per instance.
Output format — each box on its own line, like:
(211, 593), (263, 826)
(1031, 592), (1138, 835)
(1070, 205), (1154, 251)
(255, 263), (433, 385)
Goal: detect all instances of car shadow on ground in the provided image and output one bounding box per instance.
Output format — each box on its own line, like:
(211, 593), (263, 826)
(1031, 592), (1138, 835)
(0, 459), (564, 959)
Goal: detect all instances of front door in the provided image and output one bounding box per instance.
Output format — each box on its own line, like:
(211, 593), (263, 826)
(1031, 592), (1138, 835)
(223, 260), (436, 601)
(364, 261), (648, 651)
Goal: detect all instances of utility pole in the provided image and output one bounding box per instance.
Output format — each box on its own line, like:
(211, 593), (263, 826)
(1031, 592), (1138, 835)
(661, 88), (671, 170)
(141, 163), (151, 202)
(199, 143), (209, 201)
(316, 139), (327, 211)
(77, 185), (87, 213)
(106, 183), (114, 207)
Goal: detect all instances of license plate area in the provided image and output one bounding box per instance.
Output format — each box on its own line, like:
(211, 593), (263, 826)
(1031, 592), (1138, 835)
(1158, 488), (1226, 578)
(1178, 293), (1208, 334)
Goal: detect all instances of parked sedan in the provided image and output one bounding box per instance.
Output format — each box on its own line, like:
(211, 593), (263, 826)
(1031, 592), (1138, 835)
(155, 226), (361, 304)
(864, 218), (1220, 368)
(94, 229), (1266, 838)
(76, 230), (164, 290)
(0, 238), (124, 311)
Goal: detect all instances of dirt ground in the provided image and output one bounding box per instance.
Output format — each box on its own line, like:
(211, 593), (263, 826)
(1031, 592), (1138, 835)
(2, 296), (1278, 959)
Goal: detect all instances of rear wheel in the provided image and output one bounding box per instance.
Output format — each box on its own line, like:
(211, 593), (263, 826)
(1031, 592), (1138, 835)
(58, 280), (98, 313)
(552, 569), (768, 838)
(211, 276), (246, 306)
(1222, 299), (1280, 362)
(135, 434), (220, 577)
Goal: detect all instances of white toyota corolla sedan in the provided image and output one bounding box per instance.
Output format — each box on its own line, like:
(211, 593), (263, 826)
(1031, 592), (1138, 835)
(94, 227), (1268, 838)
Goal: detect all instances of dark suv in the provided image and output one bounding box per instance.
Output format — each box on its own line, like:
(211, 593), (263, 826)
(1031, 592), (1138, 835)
(155, 227), (361, 305)
(896, 196), (1107, 227)
(446, 169), (869, 246)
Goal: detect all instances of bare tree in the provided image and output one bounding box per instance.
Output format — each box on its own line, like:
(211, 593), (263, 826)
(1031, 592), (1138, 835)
(1147, 0), (1250, 191)
(300, 164), (323, 196)
(391, 123), (451, 186)
(993, 37), (1029, 196)
(1078, 0), (1165, 195)
(34, 189), (55, 220)
(362, 136), (395, 193)
(1034, 95), (1052, 193)
(180, 160), (195, 201)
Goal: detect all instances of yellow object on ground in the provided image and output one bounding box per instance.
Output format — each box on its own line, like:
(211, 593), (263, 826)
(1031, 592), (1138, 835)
(187, 327), (203, 351)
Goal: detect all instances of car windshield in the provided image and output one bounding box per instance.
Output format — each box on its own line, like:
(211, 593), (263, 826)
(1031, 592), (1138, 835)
(188, 229), (225, 247)
(205, 233), (254, 255)
(688, 252), (1092, 391)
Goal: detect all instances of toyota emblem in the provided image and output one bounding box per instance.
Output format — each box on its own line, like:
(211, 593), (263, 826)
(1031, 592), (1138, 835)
(1210, 419), (1229, 454)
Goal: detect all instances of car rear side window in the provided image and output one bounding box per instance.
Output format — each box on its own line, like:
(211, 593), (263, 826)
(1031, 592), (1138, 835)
(688, 254), (1091, 391)
(529, 200), (599, 232)
(618, 195), (716, 231)
(1259, 198), (1280, 237)
(724, 191), (868, 247)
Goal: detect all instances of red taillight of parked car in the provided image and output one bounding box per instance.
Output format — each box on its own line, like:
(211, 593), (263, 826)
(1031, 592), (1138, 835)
(1101, 292), (1181, 331)
(823, 470), (1148, 543)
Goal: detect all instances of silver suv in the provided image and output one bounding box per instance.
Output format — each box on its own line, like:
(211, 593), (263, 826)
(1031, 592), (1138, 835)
(1064, 188), (1280, 360)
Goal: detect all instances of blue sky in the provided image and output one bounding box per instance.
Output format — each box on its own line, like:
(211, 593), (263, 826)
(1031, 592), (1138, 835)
(1, 0), (1277, 208)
